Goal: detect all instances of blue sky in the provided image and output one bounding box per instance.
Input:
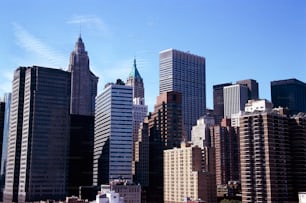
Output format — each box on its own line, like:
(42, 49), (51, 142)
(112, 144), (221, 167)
(1, 0), (305, 111)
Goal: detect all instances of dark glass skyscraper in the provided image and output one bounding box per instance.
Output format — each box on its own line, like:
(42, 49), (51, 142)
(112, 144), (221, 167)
(3, 66), (71, 203)
(159, 49), (206, 140)
(271, 78), (306, 115)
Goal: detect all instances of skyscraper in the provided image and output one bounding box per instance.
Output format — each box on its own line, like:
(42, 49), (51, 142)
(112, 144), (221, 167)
(223, 84), (249, 118)
(148, 91), (183, 202)
(236, 79), (259, 100)
(159, 49), (206, 139)
(0, 102), (5, 195)
(126, 58), (144, 99)
(271, 78), (306, 115)
(125, 59), (148, 181)
(94, 80), (133, 185)
(239, 100), (291, 203)
(68, 35), (98, 116)
(0, 93), (11, 201)
(4, 66), (71, 203)
(213, 83), (232, 124)
(67, 36), (96, 196)
(3, 68), (26, 203)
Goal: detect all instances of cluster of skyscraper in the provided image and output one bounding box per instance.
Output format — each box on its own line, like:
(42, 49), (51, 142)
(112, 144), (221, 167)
(0, 36), (305, 203)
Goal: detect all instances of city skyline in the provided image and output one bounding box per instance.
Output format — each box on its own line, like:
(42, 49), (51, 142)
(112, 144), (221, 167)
(1, 0), (305, 112)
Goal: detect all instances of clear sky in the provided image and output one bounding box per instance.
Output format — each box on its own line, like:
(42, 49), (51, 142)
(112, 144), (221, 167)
(1, 0), (305, 111)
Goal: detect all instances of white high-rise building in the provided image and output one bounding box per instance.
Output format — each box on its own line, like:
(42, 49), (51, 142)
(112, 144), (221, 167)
(94, 80), (133, 185)
(223, 84), (248, 118)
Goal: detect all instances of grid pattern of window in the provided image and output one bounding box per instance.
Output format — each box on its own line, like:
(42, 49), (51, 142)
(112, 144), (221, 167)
(159, 49), (206, 140)
(94, 84), (133, 185)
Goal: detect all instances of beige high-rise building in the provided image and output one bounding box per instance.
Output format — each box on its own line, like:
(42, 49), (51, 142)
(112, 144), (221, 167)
(164, 142), (216, 203)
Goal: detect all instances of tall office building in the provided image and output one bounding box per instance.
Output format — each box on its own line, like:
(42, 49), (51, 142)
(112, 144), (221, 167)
(126, 58), (145, 99)
(0, 93), (11, 201)
(164, 142), (217, 203)
(211, 119), (240, 186)
(67, 36), (96, 196)
(0, 102), (5, 195)
(148, 91), (183, 202)
(213, 83), (232, 124)
(68, 115), (94, 196)
(4, 66), (71, 203)
(94, 80), (133, 186)
(237, 79), (259, 100)
(159, 49), (206, 140)
(133, 118), (149, 187)
(3, 68), (26, 203)
(125, 60), (148, 182)
(223, 84), (249, 118)
(271, 78), (306, 115)
(239, 100), (291, 203)
(68, 35), (98, 116)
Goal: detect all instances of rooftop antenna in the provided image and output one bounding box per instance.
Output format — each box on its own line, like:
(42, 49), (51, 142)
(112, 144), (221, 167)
(79, 21), (82, 38)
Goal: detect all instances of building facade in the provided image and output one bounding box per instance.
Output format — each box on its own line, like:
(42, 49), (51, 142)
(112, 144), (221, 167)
(94, 81), (133, 185)
(239, 101), (291, 203)
(68, 36), (98, 116)
(148, 91), (183, 202)
(271, 78), (306, 115)
(133, 118), (149, 187)
(191, 115), (215, 149)
(0, 93), (11, 201)
(159, 49), (206, 140)
(164, 142), (217, 203)
(4, 66), (71, 203)
(223, 84), (249, 118)
(236, 79), (259, 100)
(211, 119), (240, 186)
(213, 83), (232, 124)
(126, 58), (144, 99)
(289, 113), (306, 201)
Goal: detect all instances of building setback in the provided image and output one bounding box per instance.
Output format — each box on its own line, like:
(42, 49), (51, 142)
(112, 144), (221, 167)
(4, 66), (71, 203)
(159, 49), (206, 140)
(93, 80), (133, 185)
(271, 78), (306, 115)
(239, 100), (291, 203)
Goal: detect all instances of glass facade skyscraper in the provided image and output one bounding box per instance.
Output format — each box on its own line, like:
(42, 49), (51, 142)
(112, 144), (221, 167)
(271, 78), (306, 115)
(159, 49), (206, 140)
(3, 66), (71, 203)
